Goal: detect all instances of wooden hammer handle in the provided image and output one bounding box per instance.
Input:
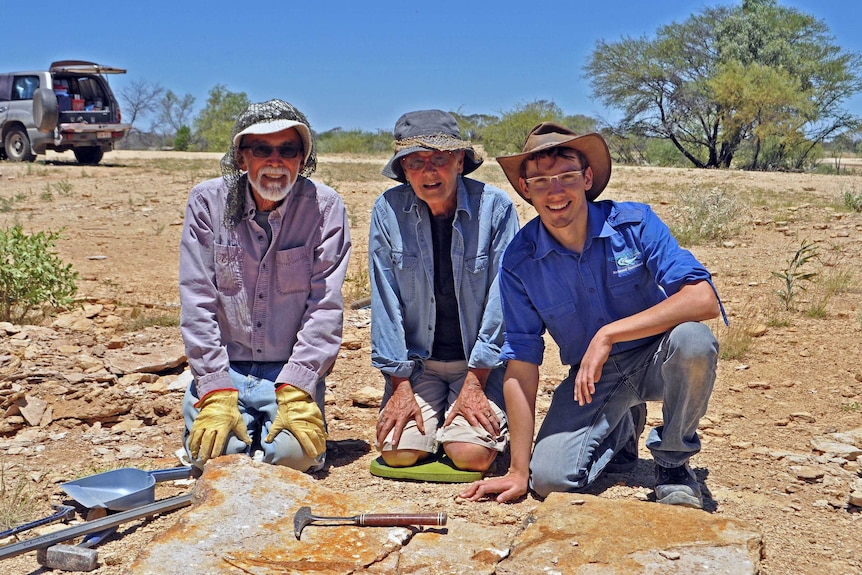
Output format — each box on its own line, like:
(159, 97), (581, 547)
(356, 512), (447, 527)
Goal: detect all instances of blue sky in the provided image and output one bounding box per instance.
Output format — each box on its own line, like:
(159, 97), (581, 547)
(4, 0), (861, 133)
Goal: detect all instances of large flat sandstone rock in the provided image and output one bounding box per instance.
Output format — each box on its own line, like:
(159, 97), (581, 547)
(129, 457), (761, 574)
(128, 455), (509, 574)
(498, 493), (762, 575)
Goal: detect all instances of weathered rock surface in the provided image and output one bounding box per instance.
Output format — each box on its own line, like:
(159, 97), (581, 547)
(498, 494), (761, 575)
(129, 456), (762, 574)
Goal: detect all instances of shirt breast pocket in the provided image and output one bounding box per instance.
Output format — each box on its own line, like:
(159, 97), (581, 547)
(608, 267), (651, 313)
(214, 243), (243, 296)
(464, 254), (489, 299)
(539, 299), (584, 345)
(391, 251), (418, 304)
(276, 247), (311, 295)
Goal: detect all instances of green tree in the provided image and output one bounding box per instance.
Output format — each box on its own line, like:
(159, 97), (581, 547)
(449, 110), (499, 141)
(174, 125), (192, 151)
(156, 90), (196, 137)
(193, 85), (250, 152)
(586, 0), (862, 170)
(482, 100), (567, 156)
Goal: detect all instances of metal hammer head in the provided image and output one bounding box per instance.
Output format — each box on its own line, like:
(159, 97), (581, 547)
(294, 506), (312, 540)
(37, 545), (99, 572)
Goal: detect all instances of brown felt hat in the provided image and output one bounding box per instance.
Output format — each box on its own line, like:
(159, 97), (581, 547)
(496, 122), (611, 203)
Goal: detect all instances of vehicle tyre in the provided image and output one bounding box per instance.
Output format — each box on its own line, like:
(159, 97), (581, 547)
(33, 88), (59, 132)
(73, 146), (104, 165)
(4, 127), (36, 162)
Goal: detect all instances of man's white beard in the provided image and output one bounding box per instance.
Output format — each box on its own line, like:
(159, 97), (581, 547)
(251, 166), (297, 203)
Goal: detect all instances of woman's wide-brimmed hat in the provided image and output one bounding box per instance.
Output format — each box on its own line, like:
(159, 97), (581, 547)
(382, 109), (483, 183)
(496, 122), (611, 203)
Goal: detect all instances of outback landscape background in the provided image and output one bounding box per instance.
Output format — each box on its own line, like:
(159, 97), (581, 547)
(0, 149), (860, 574)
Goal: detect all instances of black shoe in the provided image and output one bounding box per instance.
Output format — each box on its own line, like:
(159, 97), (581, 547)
(605, 404), (647, 474)
(654, 463), (703, 509)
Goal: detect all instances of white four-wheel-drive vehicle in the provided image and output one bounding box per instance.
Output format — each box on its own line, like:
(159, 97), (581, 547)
(0, 60), (130, 165)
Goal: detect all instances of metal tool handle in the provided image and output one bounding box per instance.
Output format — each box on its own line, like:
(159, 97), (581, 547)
(149, 466), (194, 482)
(357, 512), (447, 527)
(0, 506), (75, 539)
(0, 493), (192, 561)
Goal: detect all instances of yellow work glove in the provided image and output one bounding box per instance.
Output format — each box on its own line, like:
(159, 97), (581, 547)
(188, 390), (251, 462)
(265, 385), (326, 458)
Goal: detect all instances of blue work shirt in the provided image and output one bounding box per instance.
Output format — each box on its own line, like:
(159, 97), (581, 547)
(499, 200), (722, 367)
(369, 176), (520, 379)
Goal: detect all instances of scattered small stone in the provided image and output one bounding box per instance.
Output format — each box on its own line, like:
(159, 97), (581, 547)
(659, 550), (681, 560)
(349, 386), (383, 407)
(748, 381), (771, 389)
(746, 324), (768, 337)
(790, 412), (816, 423)
(795, 466), (825, 482)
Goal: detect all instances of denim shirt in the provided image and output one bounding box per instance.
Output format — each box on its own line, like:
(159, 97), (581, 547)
(369, 176), (520, 379)
(179, 175), (352, 400)
(500, 200), (724, 367)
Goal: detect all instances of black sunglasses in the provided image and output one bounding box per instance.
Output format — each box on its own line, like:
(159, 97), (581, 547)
(239, 143), (302, 159)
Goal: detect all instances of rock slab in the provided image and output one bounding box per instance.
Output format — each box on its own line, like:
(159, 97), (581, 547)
(497, 493), (762, 575)
(129, 457), (762, 574)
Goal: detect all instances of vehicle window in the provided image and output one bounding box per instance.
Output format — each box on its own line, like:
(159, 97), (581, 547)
(0, 75), (12, 101)
(12, 75), (40, 101)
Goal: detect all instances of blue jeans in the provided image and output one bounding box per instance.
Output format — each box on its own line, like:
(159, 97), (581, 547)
(183, 362), (326, 472)
(530, 322), (718, 498)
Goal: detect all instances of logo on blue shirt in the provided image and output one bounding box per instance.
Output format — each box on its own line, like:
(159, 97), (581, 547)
(613, 251), (643, 276)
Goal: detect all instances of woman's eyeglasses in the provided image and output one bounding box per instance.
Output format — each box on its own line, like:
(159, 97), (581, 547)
(401, 152), (454, 171)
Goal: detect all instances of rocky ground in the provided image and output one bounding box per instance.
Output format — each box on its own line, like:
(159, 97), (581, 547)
(0, 150), (860, 574)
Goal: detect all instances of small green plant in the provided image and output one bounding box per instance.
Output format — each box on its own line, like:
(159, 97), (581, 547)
(0, 193), (25, 213)
(152, 222), (166, 236)
(0, 225), (79, 323)
(807, 268), (853, 318)
(125, 307), (180, 331)
(841, 401), (860, 412)
(342, 251), (371, 307)
(842, 190), (862, 212)
(668, 183), (749, 245)
(0, 459), (37, 533)
(717, 321), (753, 360)
(53, 180), (74, 195)
(772, 239), (818, 311)
(40, 184), (53, 202)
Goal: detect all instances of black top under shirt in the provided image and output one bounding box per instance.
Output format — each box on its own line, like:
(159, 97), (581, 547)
(253, 210), (273, 246)
(429, 213), (465, 361)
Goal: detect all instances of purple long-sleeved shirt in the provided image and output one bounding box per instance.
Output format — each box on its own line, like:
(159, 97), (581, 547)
(179, 175), (351, 400)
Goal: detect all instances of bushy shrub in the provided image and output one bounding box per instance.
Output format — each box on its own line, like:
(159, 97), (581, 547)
(842, 189), (862, 212)
(316, 129), (391, 154)
(0, 225), (78, 323)
(668, 183), (749, 245)
(174, 125), (192, 151)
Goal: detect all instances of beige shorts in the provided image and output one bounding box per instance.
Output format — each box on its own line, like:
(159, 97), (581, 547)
(379, 359), (508, 454)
